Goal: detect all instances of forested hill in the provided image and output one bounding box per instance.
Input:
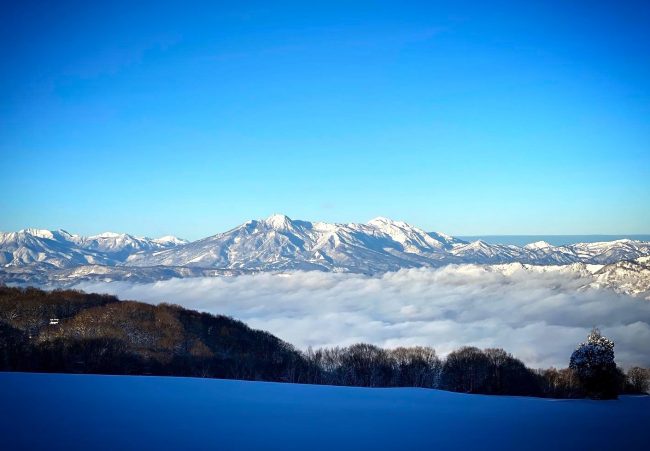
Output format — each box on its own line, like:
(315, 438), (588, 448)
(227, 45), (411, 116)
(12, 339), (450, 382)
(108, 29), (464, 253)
(0, 286), (307, 381)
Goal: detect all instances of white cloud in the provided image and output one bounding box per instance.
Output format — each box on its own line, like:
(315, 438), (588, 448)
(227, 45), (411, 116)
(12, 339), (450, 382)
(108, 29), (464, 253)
(75, 266), (650, 368)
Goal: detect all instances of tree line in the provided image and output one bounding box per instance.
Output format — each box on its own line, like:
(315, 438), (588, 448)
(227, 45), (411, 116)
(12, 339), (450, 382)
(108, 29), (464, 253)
(0, 286), (647, 399)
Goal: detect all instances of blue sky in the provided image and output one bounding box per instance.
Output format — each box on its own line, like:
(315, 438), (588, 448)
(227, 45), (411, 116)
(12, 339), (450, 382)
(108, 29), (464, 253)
(1, 1), (648, 239)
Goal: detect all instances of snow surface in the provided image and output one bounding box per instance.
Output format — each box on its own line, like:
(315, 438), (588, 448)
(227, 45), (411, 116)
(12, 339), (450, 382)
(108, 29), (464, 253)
(0, 372), (647, 450)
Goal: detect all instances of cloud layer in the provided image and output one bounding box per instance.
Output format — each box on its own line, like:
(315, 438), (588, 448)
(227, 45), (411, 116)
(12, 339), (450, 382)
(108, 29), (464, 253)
(75, 266), (650, 368)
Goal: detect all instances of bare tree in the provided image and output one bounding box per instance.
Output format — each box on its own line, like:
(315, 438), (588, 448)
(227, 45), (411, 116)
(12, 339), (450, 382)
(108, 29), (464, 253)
(627, 367), (649, 394)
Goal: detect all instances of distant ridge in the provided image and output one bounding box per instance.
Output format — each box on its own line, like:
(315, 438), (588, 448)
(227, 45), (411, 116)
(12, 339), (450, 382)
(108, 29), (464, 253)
(2, 215), (650, 271)
(2, 215), (650, 295)
(460, 235), (650, 247)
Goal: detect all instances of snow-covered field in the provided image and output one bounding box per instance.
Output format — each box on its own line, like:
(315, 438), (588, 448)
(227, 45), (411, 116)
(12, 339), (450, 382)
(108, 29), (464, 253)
(1, 373), (648, 450)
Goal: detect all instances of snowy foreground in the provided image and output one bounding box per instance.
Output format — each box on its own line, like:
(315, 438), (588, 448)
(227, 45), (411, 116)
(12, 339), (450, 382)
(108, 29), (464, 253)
(1, 373), (648, 450)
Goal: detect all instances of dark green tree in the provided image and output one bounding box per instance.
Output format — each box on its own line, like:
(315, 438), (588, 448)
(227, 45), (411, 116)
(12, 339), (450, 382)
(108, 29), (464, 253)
(569, 328), (621, 399)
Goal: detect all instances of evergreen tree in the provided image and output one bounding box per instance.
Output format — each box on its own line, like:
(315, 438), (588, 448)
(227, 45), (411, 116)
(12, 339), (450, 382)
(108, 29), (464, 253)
(569, 328), (620, 399)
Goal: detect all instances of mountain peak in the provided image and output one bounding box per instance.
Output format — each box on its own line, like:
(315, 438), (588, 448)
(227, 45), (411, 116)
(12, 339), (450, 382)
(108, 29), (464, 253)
(90, 232), (126, 239)
(264, 214), (294, 229)
(153, 235), (188, 246)
(524, 241), (553, 250)
(368, 216), (396, 224)
(464, 240), (491, 249)
(20, 228), (56, 239)
(367, 217), (411, 229)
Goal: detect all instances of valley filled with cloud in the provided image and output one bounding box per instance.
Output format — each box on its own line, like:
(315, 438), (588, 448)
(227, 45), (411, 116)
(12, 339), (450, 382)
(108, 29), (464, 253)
(76, 265), (650, 369)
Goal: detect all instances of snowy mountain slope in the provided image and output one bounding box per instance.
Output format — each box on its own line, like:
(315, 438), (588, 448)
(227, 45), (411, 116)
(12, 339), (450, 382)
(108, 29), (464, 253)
(449, 240), (529, 264)
(125, 214), (463, 272)
(0, 228), (186, 268)
(0, 229), (112, 268)
(126, 214), (650, 271)
(152, 235), (189, 246)
(570, 239), (650, 264)
(81, 232), (188, 260)
(478, 258), (650, 300)
(591, 258), (650, 300)
(2, 215), (649, 284)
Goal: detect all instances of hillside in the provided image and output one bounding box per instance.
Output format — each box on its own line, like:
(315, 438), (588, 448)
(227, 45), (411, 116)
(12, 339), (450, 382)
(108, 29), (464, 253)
(0, 286), (306, 382)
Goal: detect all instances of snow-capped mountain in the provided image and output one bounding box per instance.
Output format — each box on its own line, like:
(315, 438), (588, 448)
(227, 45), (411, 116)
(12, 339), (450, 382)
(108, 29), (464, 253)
(0, 228), (187, 268)
(449, 240), (526, 263)
(125, 214), (650, 271)
(1, 215), (649, 297)
(0, 229), (111, 268)
(125, 214), (465, 272)
(81, 232), (189, 261)
(591, 257), (650, 299)
(152, 235), (189, 246)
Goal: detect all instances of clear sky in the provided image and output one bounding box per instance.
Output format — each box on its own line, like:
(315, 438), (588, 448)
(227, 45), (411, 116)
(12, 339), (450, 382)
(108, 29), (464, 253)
(1, 1), (649, 240)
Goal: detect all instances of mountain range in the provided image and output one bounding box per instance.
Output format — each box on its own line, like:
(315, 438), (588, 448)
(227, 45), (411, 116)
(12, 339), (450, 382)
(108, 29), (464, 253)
(1, 214), (649, 298)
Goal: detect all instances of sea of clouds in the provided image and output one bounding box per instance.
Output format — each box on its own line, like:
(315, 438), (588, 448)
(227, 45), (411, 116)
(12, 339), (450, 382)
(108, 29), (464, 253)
(75, 265), (650, 369)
